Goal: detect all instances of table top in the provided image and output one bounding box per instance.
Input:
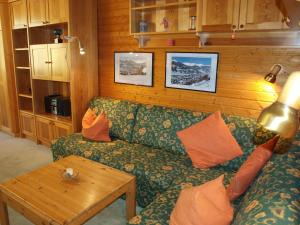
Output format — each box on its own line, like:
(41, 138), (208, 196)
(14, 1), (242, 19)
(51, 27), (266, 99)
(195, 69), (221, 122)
(0, 155), (135, 225)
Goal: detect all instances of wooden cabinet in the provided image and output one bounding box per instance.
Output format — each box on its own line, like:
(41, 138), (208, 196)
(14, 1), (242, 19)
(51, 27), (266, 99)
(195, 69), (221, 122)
(27, 0), (68, 27)
(201, 0), (240, 32)
(27, 0), (47, 27)
(20, 112), (36, 138)
(238, 0), (288, 31)
(48, 44), (69, 82)
(31, 44), (69, 82)
(48, 0), (69, 25)
(200, 0), (289, 32)
(36, 115), (72, 146)
(30, 44), (50, 80)
(10, 0), (27, 29)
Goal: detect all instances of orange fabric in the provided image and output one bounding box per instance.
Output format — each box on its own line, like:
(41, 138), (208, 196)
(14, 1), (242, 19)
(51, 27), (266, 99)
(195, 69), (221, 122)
(170, 175), (234, 225)
(227, 136), (279, 201)
(82, 108), (111, 142)
(177, 111), (243, 169)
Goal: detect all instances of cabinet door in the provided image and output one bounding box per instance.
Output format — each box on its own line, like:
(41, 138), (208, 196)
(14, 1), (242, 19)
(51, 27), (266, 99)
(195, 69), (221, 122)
(48, 0), (69, 24)
(52, 122), (72, 139)
(239, 0), (289, 30)
(30, 44), (51, 80)
(48, 44), (69, 82)
(200, 0), (240, 32)
(27, 0), (48, 27)
(20, 112), (36, 137)
(36, 116), (53, 145)
(10, 0), (27, 29)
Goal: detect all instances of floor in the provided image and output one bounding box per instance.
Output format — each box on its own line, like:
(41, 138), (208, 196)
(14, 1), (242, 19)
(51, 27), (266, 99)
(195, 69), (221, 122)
(0, 131), (133, 225)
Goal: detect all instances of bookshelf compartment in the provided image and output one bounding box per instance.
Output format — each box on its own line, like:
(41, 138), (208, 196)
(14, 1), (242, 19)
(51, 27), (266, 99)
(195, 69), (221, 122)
(12, 29), (28, 49)
(14, 50), (29, 68)
(19, 97), (33, 113)
(131, 0), (197, 34)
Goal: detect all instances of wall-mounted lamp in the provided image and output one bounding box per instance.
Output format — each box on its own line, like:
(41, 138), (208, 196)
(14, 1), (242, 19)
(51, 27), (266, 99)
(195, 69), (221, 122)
(64, 36), (86, 55)
(258, 71), (300, 152)
(264, 64), (283, 83)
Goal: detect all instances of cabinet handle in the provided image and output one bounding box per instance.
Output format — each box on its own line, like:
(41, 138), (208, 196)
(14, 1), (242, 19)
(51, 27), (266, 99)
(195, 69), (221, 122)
(45, 61), (52, 64)
(23, 24), (27, 27)
(240, 24), (244, 29)
(232, 25), (237, 30)
(42, 21), (48, 24)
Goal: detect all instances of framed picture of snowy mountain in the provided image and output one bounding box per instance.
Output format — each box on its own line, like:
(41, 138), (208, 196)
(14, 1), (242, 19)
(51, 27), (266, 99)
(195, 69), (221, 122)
(114, 52), (153, 87)
(165, 52), (219, 93)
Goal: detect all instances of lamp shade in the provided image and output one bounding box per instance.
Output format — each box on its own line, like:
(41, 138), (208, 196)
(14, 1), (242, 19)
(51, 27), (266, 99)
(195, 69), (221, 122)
(258, 71), (300, 139)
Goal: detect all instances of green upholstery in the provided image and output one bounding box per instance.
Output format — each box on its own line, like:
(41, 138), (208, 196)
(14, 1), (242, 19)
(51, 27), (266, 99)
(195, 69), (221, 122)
(132, 104), (207, 155)
(128, 168), (235, 225)
(51, 97), (300, 225)
(89, 97), (140, 142)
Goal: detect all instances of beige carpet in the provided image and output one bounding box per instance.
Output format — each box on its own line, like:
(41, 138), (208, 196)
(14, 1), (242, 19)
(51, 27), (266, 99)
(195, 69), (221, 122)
(0, 131), (137, 225)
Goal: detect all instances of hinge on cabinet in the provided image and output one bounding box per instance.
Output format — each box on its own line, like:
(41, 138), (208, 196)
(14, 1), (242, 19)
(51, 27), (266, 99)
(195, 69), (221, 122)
(133, 35), (150, 48)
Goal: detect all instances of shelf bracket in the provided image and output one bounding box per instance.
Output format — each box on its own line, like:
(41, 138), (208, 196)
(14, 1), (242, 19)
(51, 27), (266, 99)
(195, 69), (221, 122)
(196, 32), (209, 47)
(134, 35), (150, 48)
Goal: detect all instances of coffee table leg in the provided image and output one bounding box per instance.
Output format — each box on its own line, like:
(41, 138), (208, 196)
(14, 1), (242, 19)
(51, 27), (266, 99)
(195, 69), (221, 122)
(0, 197), (9, 225)
(126, 179), (136, 220)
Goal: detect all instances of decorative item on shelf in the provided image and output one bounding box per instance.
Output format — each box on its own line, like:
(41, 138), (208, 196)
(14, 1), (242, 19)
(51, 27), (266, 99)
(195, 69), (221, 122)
(165, 52), (219, 93)
(167, 39), (175, 46)
(189, 16), (196, 30)
(264, 64), (283, 83)
(160, 17), (169, 32)
(114, 52), (153, 87)
(257, 71), (300, 153)
(139, 20), (148, 33)
(53, 29), (63, 44)
(64, 35), (86, 55)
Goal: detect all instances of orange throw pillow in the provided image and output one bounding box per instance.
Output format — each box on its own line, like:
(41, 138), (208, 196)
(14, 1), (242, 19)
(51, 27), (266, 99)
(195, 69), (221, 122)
(227, 136), (279, 201)
(170, 175), (234, 225)
(82, 108), (111, 142)
(177, 111), (243, 168)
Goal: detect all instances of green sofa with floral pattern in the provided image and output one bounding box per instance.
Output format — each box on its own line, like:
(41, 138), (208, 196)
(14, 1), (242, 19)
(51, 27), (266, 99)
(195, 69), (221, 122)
(51, 97), (300, 225)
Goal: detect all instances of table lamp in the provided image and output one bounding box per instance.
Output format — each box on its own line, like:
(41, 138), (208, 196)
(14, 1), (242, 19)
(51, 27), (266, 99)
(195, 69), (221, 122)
(257, 71), (300, 152)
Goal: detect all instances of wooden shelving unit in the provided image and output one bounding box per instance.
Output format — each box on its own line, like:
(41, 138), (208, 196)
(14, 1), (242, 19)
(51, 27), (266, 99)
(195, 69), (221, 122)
(131, 1), (197, 10)
(9, 0), (98, 145)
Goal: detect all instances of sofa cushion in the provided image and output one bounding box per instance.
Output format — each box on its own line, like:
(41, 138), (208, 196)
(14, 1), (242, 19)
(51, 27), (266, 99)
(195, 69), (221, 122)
(89, 97), (139, 142)
(97, 143), (191, 207)
(51, 133), (129, 161)
(128, 168), (234, 225)
(232, 137), (300, 225)
(177, 111), (243, 169)
(132, 104), (207, 155)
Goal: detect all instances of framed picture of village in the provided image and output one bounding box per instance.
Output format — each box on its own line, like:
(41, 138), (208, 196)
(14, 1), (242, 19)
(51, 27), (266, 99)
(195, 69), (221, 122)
(114, 52), (153, 87)
(165, 52), (219, 93)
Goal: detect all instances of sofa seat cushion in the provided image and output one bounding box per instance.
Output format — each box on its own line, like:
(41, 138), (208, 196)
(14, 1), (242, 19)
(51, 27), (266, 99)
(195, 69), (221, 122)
(132, 104), (207, 155)
(97, 144), (192, 207)
(232, 142), (300, 225)
(89, 97), (140, 142)
(128, 168), (235, 225)
(51, 133), (130, 161)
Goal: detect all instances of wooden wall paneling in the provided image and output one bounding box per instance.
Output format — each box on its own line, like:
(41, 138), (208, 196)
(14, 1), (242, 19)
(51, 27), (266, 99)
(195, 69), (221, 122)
(98, 0), (300, 119)
(69, 0), (98, 132)
(0, 2), (19, 134)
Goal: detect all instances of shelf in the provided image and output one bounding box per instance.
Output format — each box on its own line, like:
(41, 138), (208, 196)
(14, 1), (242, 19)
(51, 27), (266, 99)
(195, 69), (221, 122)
(19, 94), (33, 99)
(15, 48), (29, 51)
(19, 110), (34, 115)
(132, 30), (197, 36)
(16, 67), (31, 70)
(132, 1), (197, 10)
(36, 112), (72, 125)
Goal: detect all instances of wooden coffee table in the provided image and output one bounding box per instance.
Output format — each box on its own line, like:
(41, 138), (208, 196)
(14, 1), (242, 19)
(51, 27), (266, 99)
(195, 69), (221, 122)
(0, 155), (136, 225)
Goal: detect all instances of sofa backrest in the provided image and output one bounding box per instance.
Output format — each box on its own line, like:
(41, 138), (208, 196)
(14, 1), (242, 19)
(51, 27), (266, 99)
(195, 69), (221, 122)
(131, 104), (207, 155)
(89, 97), (139, 142)
(232, 133), (300, 225)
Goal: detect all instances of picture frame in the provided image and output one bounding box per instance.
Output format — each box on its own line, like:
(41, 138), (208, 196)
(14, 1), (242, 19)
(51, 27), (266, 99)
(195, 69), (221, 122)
(114, 52), (154, 87)
(165, 52), (219, 93)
